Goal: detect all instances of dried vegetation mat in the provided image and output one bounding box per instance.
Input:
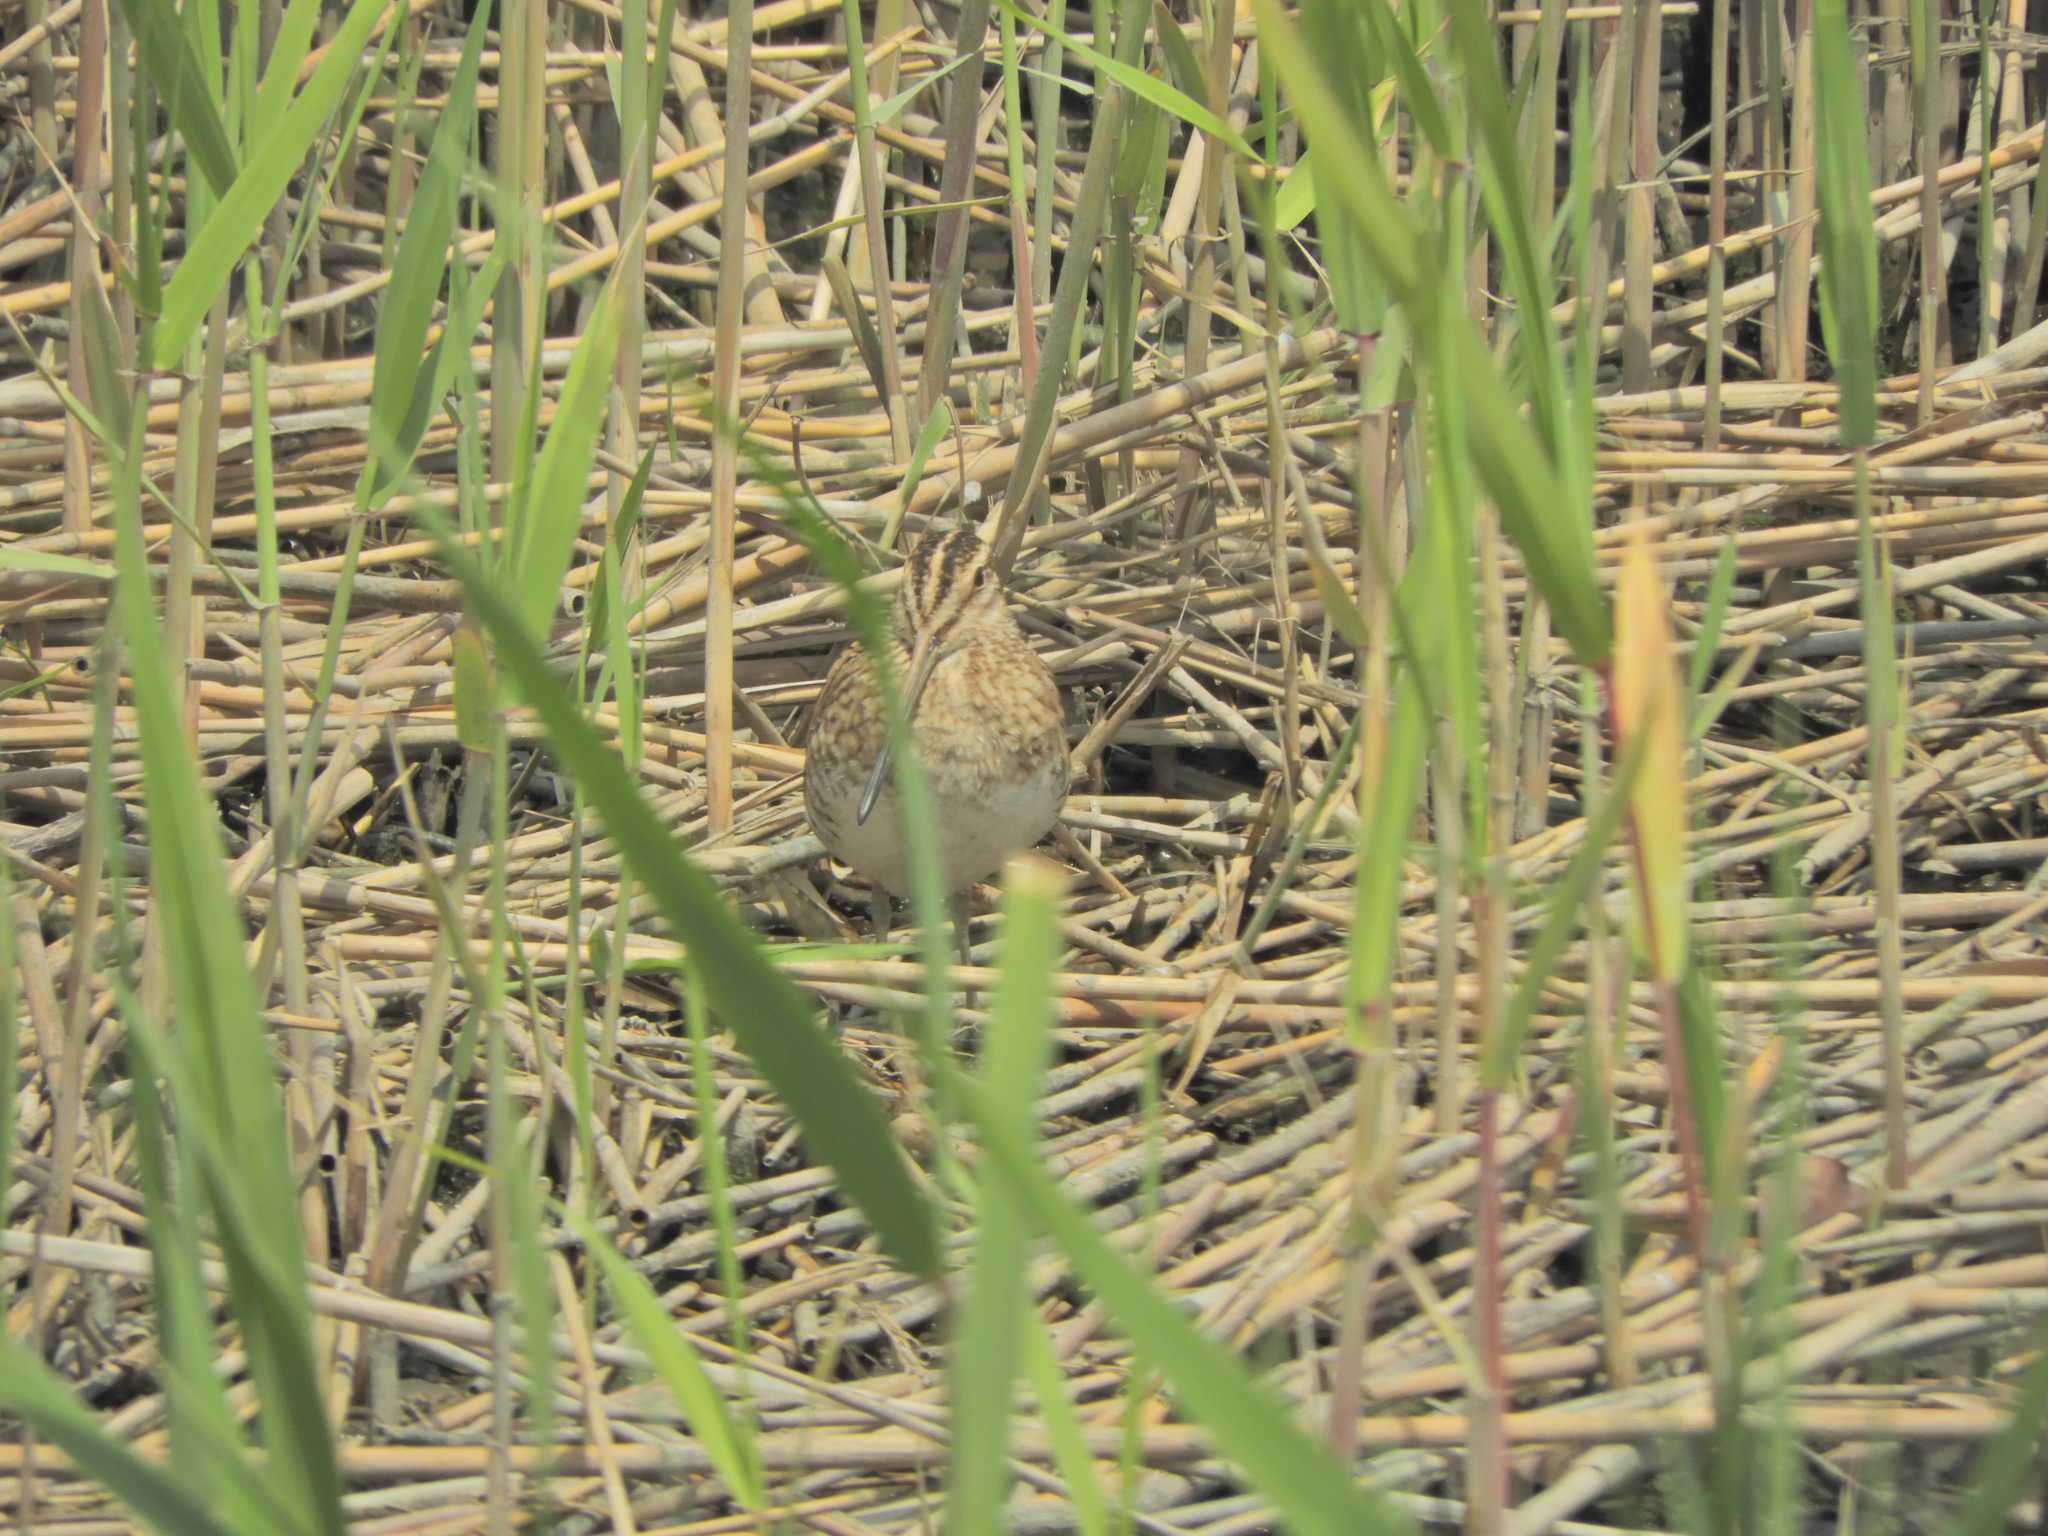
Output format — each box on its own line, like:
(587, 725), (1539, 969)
(5, 0), (2048, 1531)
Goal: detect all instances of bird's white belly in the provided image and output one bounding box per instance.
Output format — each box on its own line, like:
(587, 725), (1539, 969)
(825, 760), (1064, 897)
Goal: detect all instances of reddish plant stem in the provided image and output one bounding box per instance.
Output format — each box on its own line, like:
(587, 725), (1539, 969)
(1598, 660), (1711, 1262)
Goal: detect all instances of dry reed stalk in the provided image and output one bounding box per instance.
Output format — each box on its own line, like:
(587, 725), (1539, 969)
(702, 0), (754, 837)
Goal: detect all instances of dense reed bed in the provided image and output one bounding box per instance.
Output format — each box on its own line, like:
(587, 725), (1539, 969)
(6, 0), (2048, 1531)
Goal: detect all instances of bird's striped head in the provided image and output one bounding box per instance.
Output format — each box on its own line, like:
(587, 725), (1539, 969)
(855, 523), (1014, 826)
(896, 524), (1009, 649)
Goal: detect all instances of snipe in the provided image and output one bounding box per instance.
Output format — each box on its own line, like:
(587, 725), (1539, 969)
(804, 525), (1068, 935)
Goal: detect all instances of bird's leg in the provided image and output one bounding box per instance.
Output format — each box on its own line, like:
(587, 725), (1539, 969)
(950, 890), (973, 970)
(869, 886), (894, 946)
(948, 890), (975, 1024)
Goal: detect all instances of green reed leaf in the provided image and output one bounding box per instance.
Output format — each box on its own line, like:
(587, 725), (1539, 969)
(152, 0), (388, 366)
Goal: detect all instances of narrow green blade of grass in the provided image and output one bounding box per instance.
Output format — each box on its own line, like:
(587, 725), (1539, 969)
(377, 235), (514, 516)
(947, 855), (1065, 1530)
(511, 270), (627, 636)
(992, 0), (1258, 161)
(420, 513), (942, 1281)
(488, 1009), (557, 1452)
(265, 19), (401, 317)
(647, 0), (679, 156)
(0, 1344), (230, 1536)
(1109, 73), (1170, 228)
(1252, 0), (1418, 293)
(0, 548), (107, 577)
(1346, 662), (1429, 1018)
(121, 1012), (316, 1534)
(893, 398), (954, 526)
(870, 51), (978, 126)
(1685, 541), (1739, 702)
(115, 835), (237, 1523)
(990, 46), (1127, 566)
(1298, 515), (1371, 656)
(578, 1216), (767, 1507)
(1854, 447), (1908, 1192)
(109, 0), (236, 196)
(1812, 0), (1879, 448)
(586, 443), (655, 757)
(822, 252), (891, 405)
(1253, 0), (1609, 663)
(0, 665), (72, 706)
(77, 126), (276, 1523)
(74, 255), (132, 449)
(1239, 706), (1365, 961)
(150, 0), (389, 366)
(1296, 1), (1386, 335)
(1274, 148), (1315, 230)
(247, 0), (328, 129)
(1021, 1319), (1111, 1536)
(1744, 972), (1818, 1534)
(1442, 0), (1567, 450)
(125, 1028), (243, 1506)
(953, 1069), (1414, 1536)
(1148, 0), (1204, 105)
(373, 25), (431, 266)
(1358, 0), (1451, 161)
(1486, 733), (1646, 1087)
(364, 0), (492, 504)
(1315, 350), (1455, 932)
(86, 534), (257, 1521)
(98, 360), (343, 1536)
(1675, 964), (1730, 1199)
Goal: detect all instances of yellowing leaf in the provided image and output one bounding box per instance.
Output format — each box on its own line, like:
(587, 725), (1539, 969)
(1612, 524), (1687, 984)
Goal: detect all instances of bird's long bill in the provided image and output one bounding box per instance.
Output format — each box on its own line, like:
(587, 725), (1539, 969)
(856, 635), (943, 826)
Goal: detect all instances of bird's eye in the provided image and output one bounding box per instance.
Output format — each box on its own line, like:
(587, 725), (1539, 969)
(978, 566), (996, 587)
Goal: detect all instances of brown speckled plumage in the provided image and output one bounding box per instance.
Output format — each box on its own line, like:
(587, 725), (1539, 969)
(804, 526), (1068, 898)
